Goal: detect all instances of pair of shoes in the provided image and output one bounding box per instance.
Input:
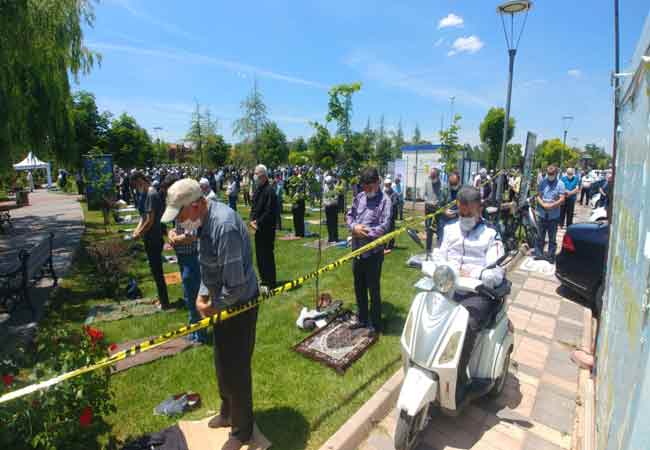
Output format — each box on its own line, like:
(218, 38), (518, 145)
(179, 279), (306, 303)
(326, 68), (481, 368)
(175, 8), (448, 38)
(546, 255), (556, 264)
(533, 254), (545, 261)
(208, 414), (232, 429)
(221, 436), (250, 450)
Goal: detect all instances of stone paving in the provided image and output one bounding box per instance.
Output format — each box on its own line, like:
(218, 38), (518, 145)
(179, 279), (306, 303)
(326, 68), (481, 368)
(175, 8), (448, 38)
(0, 189), (84, 330)
(359, 204), (594, 450)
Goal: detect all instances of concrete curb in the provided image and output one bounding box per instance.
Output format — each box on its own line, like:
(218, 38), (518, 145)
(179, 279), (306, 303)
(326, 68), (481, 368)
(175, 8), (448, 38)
(317, 369), (403, 450)
(318, 245), (528, 450)
(571, 305), (596, 450)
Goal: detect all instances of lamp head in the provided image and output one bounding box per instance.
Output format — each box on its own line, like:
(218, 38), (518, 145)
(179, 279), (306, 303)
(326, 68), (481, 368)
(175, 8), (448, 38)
(497, 0), (533, 14)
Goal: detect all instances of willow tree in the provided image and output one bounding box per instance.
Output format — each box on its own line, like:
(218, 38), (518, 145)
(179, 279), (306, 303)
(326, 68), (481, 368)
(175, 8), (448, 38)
(0, 0), (100, 172)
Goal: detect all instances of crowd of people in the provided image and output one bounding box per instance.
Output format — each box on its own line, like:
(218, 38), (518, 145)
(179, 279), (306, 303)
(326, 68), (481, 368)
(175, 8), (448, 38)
(95, 159), (609, 450)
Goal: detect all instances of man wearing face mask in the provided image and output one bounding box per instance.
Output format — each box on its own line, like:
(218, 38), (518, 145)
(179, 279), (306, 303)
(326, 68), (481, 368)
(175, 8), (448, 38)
(249, 164), (278, 289)
(560, 168), (580, 228)
(535, 165), (566, 263)
(433, 185), (504, 403)
(131, 171), (170, 310)
(346, 167), (392, 334)
(423, 168), (442, 254)
(161, 179), (259, 450)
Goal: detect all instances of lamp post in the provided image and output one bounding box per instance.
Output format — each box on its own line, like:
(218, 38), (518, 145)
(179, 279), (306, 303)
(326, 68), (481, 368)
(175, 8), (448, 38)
(495, 0), (532, 208)
(561, 115), (574, 173)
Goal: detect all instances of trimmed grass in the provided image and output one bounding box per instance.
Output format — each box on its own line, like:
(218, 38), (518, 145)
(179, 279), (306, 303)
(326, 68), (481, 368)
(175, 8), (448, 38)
(51, 200), (425, 450)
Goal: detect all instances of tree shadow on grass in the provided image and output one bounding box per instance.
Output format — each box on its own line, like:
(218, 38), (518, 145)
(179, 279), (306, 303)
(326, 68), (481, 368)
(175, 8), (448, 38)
(256, 406), (309, 450)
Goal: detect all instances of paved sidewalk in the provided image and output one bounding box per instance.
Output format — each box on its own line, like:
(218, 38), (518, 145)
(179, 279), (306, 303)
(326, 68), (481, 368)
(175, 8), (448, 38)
(0, 190), (84, 330)
(359, 204), (594, 450)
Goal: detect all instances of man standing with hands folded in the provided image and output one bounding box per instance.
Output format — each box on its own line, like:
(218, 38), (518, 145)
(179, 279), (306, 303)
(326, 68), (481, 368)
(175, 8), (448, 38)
(346, 167), (392, 335)
(161, 178), (259, 450)
(249, 164), (278, 289)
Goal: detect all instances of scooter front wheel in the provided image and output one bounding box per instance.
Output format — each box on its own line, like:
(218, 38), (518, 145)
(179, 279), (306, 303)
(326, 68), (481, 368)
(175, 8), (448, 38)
(394, 409), (425, 450)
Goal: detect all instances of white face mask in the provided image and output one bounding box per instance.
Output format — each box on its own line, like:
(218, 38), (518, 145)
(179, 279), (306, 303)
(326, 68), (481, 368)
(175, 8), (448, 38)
(180, 218), (201, 232)
(366, 191), (378, 199)
(459, 216), (477, 233)
(253, 174), (259, 182)
(548, 175), (556, 181)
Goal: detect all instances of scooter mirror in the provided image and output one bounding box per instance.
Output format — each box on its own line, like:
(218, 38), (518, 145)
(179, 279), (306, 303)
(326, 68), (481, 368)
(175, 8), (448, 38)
(406, 228), (424, 249)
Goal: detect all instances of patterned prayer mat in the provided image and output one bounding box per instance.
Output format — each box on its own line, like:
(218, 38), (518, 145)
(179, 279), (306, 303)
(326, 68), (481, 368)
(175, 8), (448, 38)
(294, 311), (378, 374)
(108, 336), (196, 373)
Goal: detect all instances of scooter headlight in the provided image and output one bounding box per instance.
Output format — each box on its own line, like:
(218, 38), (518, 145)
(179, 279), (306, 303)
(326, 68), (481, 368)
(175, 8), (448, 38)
(433, 264), (456, 294)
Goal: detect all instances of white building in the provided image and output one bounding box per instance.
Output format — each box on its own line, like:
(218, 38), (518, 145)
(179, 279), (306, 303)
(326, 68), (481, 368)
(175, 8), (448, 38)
(399, 144), (443, 200)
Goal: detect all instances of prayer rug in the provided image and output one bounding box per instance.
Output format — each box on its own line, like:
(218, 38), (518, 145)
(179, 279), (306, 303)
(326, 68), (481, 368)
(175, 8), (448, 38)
(164, 271), (182, 285)
(108, 336), (196, 373)
(178, 419), (270, 450)
(84, 297), (164, 324)
(294, 311), (378, 374)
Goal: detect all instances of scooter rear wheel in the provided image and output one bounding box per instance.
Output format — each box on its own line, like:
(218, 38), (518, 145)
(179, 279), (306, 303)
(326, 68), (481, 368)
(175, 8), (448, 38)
(394, 409), (425, 450)
(489, 348), (512, 397)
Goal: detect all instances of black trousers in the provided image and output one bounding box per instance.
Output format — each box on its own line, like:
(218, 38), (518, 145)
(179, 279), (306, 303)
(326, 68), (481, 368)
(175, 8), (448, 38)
(144, 238), (169, 307)
(560, 196), (576, 227)
(454, 292), (496, 388)
(292, 201), (305, 237)
(386, 209), (397, 249)
(579, 188), (589, 205)
(276, 202), (283, 230)
(353, 252), (384, 330)
(325, 204), (339, 242)
(255, 228), (276, 287)
(213, 306), (258, 442)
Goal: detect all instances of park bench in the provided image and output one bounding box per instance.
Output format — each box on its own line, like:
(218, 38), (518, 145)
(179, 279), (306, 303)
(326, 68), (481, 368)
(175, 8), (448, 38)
(0, 232), (57, 317)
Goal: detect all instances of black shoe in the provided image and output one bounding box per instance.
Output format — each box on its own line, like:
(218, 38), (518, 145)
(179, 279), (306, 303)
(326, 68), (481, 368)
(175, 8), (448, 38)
(533, 255), (545, 261)
(221, 436), (249, 450)
(208, 414), (231, 429)
(546, 255), (556, 264)
(349, 321), (368, 330)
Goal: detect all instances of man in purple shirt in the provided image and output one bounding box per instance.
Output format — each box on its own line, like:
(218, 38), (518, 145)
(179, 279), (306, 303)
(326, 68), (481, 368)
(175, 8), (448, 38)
(346, 167), (392, 335)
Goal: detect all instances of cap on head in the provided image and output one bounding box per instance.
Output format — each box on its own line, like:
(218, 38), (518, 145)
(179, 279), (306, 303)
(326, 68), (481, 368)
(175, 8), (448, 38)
(479, 168), (487, 176)
(161, 178), (202, 223)
(199, 177), (210, 186)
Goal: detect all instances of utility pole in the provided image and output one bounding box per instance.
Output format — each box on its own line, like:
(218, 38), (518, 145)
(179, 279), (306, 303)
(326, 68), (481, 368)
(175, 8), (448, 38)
(609, 0), (620, 221)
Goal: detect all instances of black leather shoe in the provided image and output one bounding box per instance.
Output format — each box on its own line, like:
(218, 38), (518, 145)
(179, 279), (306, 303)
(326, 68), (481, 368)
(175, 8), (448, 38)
(348, 321), (368, 330)
(221, 436), (248, 450)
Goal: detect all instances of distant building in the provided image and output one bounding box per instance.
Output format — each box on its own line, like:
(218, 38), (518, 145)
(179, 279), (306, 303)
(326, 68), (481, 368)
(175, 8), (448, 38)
(167, 143), (193, 161)
(400, 144), (442, 200)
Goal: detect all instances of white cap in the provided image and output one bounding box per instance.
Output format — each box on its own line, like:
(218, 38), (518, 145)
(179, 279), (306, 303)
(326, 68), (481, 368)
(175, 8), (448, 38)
(161, 178), (202, 223)
(384, 177), (392, 185)
(199, 177), (210, 186)
(324, 175), (333, 183)
(479, 168), (487, 176)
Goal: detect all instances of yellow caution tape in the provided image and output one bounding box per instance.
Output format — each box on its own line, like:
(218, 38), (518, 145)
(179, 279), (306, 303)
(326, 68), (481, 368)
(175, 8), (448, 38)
(0, 172), (503, 404)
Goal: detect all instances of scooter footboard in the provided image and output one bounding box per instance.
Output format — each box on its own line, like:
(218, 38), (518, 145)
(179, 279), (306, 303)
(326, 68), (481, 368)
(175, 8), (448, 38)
(397, 367), (438, 417)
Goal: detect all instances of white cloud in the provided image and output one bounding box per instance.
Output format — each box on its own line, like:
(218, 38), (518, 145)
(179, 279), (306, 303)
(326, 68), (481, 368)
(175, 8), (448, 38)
(434, 37), (446, 48)
(345, 51), (489, 108)
(447, 36), (484, 56)
(568, 69), (582, 78)
(88, 42), (328, 89)
(438, 13), (464, 29)
(521, 79), (548, 88)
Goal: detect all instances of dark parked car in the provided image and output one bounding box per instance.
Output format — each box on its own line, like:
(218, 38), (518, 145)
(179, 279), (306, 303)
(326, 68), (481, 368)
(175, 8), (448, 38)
(555, 222), (609, 315)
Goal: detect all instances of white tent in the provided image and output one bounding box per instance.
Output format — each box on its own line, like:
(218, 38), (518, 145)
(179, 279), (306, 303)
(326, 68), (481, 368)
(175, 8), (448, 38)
(13, 152), (52, 188)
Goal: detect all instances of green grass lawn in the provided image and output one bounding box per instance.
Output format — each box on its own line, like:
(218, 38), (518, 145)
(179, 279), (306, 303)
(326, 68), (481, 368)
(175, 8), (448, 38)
(50, 200), (426, 450)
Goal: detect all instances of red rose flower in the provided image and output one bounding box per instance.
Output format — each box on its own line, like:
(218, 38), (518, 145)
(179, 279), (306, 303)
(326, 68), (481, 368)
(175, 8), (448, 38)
(2, 374), (14, 387)
(109, 343), (118, 352)
(84, 326), (104, 344)
(79, 406), (93, 427)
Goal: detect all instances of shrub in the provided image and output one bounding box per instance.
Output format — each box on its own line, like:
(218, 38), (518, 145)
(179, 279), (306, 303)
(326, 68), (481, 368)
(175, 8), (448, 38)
(0, 324), (115, 450)
(86, 238), (130, 299)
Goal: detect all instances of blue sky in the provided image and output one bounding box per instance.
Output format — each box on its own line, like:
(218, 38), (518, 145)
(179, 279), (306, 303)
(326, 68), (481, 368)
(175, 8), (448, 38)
(78, 0), (649, 152)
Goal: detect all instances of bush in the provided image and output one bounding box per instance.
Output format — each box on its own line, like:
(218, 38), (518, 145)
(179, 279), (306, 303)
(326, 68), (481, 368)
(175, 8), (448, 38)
(86, 239), (130, 299)
(0, 324), (115, 450)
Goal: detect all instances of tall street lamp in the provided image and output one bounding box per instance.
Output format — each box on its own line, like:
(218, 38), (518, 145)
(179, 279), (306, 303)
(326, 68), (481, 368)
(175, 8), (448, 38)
(495, 0), (532, 207)
(561, 115), (574, 173)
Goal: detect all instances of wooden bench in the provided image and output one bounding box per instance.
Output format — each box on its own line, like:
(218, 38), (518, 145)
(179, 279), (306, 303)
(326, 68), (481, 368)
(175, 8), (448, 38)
(0, 232), (57, 317)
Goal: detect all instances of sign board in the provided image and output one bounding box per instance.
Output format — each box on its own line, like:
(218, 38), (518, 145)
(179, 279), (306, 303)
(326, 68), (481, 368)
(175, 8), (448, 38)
(518, 132), (537, 207)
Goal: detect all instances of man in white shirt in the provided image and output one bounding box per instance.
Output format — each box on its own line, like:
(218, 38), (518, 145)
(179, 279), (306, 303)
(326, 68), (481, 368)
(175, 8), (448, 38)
(434, 185), (505, 402)
(199, 177), (217, 200)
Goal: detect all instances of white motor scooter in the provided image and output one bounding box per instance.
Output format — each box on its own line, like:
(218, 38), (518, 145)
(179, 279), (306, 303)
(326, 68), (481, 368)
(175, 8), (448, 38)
(394, 250), (514, 450)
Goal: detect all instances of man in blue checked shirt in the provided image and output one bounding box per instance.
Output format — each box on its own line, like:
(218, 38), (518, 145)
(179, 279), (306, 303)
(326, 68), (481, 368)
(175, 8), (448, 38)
(535, 165), (566, 264)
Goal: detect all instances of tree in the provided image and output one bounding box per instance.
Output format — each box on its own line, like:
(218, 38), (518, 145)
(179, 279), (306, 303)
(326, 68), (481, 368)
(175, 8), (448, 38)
(374, 115), (393, 173)
(534, 139), (579, 170)
(1, 0), (100, 172)
(308, 122), (338, 169)
(187, 102), (219, 170)
(70, 91), (111, 169)
(392, 118), (406, 158)
(412, 124), (422, 144)
(289, 137), (308, 154)
(229, 143), (256, 168)
(479, 107), (515, 171)
(233, 79), (268, 162)
(205, 134), (229, 168)
(257, 122), (288, 168)
(506, 143), (524, 169)
(325, 83), (362, 179)
(105, 114), (153, 168)
(583, 144), (612, 169)
(439, 114), (462, 173)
